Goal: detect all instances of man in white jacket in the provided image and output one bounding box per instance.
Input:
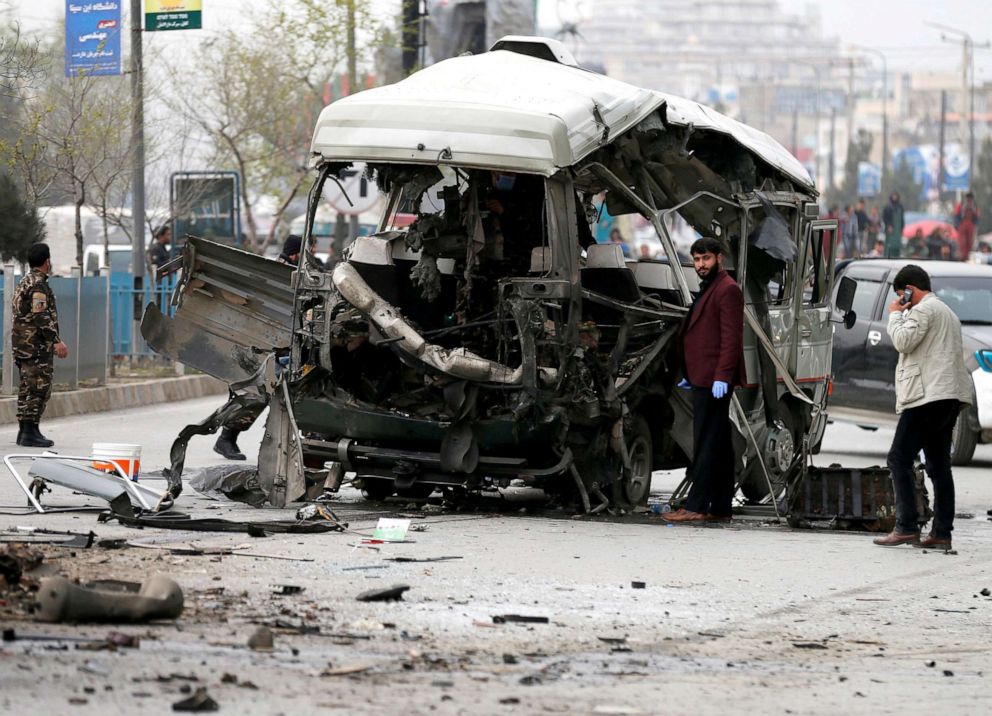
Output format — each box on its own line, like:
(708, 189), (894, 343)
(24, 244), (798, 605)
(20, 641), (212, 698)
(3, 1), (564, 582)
(874, 265), (973, 549)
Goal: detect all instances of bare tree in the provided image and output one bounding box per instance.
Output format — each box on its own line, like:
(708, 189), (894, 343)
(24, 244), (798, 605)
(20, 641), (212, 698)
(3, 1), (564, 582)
(0, 20), (43, 97)
(167, 1), (388, 253)
(6, 59), (133, 269)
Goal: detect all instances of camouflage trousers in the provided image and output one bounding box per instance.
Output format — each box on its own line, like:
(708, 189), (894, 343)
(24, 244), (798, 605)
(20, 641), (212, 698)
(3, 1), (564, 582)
(17, 357), (54, 422)
(223, 401), (267, 432)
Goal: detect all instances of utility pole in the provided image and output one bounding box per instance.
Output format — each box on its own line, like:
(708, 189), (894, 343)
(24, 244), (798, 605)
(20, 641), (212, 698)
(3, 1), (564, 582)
(401, 0), (421, 75)
(129, 0), (145, 359)
(790, 60), (822, 188)
(938, 90), (947, 204)
(346, 0), (357, 90)
(346, 0), (359, 244)
(929, 23), (991, 191)
(791, 107), (799, 157)
(850, 45), (888, 176)
(845, 57), (855, 155)
(829, 107), (836, 194)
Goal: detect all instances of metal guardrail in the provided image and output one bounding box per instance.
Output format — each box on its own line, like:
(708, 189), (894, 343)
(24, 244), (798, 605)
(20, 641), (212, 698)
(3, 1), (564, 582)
(0, 267), (174, 394)
(108, 273), (177, 356)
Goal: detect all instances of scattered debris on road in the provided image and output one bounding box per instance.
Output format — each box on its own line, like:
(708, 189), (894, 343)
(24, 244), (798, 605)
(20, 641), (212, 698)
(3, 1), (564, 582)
(1, 528), (95, 548)
(271, 584), (304, 596)
(356, 584), (410, 602)
(0, 543), (44, 585)
(246, 626), (274, 650)
(492, 614), (550, 625)
(172, 687), (219, 713)
(35, 574), (184, 623)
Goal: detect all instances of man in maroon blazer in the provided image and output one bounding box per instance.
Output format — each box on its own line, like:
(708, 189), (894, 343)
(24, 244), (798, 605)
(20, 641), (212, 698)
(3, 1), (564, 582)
(665, 237), (745, 523)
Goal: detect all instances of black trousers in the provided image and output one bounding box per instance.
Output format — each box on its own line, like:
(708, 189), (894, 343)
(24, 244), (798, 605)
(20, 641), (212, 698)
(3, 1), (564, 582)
(685, 387), (735, 517)
(887, 399), (961, 538)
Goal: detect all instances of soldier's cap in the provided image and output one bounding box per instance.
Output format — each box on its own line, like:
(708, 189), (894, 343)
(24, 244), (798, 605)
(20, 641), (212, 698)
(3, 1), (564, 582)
(281, 235), (303, 259)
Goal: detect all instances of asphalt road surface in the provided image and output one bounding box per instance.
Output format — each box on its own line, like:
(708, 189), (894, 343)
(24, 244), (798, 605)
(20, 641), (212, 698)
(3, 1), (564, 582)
(1, 397), (990, 715)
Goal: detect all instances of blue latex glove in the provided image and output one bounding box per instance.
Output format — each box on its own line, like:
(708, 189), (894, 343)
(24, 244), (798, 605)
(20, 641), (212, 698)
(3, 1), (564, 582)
(712, 380), (729, 399)
(677, 378), (691, 390)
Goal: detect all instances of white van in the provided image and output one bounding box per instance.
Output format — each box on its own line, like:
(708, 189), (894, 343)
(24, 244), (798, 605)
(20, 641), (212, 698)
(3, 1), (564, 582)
(38, 205), (153, 275)
(82, 244), (139, 275)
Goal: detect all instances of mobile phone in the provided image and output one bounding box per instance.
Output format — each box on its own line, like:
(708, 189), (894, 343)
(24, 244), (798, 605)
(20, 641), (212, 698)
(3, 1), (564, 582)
(899, 287), (912, 305)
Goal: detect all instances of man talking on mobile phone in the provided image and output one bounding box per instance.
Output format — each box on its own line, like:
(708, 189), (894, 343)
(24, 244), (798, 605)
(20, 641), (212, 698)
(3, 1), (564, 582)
(873, 265), (973, 549)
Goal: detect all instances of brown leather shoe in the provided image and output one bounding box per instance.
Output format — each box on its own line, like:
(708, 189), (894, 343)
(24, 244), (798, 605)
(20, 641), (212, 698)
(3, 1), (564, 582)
(663, 508), (711, 523)
(705, 514), (733, 523)
(873, 530), (921, 547)
(915, 533), (952, 549)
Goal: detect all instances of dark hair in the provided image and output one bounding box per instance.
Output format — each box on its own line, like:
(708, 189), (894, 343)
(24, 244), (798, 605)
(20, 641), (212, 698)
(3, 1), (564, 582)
(27, 242), (50, 268)
(280, 234), (303, 259)
(892, 264), (931, 292)
(154, 224), (171, 239)
(690, 237), (724, 257)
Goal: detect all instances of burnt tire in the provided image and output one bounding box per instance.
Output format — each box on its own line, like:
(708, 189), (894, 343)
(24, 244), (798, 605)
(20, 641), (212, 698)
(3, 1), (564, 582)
(360, 476), (394, 501)
(623, 416), (654, 507)
(739, 401), (801, 503)
(950, 407), (978, 466)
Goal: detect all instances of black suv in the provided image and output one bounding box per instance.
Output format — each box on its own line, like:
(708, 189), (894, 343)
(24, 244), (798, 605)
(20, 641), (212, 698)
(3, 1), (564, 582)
(829, 259), (992, 464)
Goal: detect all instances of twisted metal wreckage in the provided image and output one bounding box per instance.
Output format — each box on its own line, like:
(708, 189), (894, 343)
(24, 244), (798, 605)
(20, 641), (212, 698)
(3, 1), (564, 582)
(142, 38), (847, 516)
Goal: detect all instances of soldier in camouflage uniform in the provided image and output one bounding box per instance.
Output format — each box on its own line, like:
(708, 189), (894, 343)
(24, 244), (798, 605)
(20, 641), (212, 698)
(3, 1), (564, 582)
(12, 243), (69, 447)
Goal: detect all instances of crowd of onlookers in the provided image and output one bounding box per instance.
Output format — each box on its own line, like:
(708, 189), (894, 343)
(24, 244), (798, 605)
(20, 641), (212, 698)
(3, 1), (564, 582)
(598, 191), (990, 265)
(828, 191), (988, 263)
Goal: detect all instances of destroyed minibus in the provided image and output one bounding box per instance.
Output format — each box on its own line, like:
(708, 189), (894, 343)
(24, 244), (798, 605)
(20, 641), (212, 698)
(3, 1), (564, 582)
(143, 37), (851, 512)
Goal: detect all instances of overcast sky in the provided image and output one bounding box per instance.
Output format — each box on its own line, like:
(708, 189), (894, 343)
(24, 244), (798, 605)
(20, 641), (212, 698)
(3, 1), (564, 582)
(5, 0), (991, 79)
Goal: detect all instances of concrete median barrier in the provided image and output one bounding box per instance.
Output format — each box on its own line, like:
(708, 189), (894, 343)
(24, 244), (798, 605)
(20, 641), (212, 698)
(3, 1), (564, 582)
(0, 374), (227, 424)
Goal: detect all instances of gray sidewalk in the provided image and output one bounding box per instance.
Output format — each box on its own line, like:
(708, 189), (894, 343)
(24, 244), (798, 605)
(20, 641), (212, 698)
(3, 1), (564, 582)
(0, 374), (226, 424)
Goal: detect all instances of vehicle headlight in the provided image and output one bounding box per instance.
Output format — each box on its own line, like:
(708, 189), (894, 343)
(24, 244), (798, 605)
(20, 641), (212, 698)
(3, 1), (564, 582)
(977, 349), (992, 373)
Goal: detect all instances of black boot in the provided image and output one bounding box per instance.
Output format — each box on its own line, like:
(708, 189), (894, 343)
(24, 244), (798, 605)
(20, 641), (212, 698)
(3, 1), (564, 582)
(16, 420), (25, 446)
(213, 428), (246, 460)
(20, 422), (54, 448)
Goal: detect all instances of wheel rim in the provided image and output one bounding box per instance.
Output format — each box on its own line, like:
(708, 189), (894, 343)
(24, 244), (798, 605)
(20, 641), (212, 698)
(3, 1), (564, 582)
(624, 435), (652, 504)
(765, 420), (796, 478)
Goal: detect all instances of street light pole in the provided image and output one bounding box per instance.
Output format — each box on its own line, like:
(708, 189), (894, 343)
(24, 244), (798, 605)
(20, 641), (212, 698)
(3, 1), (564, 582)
(850, 45), (888, 178)
(791, 60), (821, 189)
(129, 0), (145, 358)
(928, 22), (991, 191)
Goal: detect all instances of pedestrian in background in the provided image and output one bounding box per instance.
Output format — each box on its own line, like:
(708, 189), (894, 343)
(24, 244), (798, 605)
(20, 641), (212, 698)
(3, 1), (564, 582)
(874, 265), (973, 549)
(953, 191), (980, 260)
(867, 206), (882, 248)
(608, 228), (631, 258)
(148, 224), (171, 273)
(665, 237), (745, 524)
(882, 192), (904, 258)
(841, 204), (860, 259)
(855, 199), (869, 254)
(12, 243), (70, 448)
(905, 228), (926, 259)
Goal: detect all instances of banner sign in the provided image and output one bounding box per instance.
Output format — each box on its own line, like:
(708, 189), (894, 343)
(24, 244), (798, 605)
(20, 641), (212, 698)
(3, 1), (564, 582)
(857, 162), (881, 198)
(145, 0), (202, 31)
(65, 2), (122, 77)
(892, 144), (970, 200)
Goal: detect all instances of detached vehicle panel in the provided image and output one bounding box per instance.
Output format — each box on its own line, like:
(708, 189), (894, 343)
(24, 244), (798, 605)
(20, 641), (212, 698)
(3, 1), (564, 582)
(146, 39), (842, 509)
(829, 258), (992, 464)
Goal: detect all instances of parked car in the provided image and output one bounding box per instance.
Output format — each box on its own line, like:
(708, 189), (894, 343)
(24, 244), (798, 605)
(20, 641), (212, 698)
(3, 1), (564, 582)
(830, 258), (992, 464)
